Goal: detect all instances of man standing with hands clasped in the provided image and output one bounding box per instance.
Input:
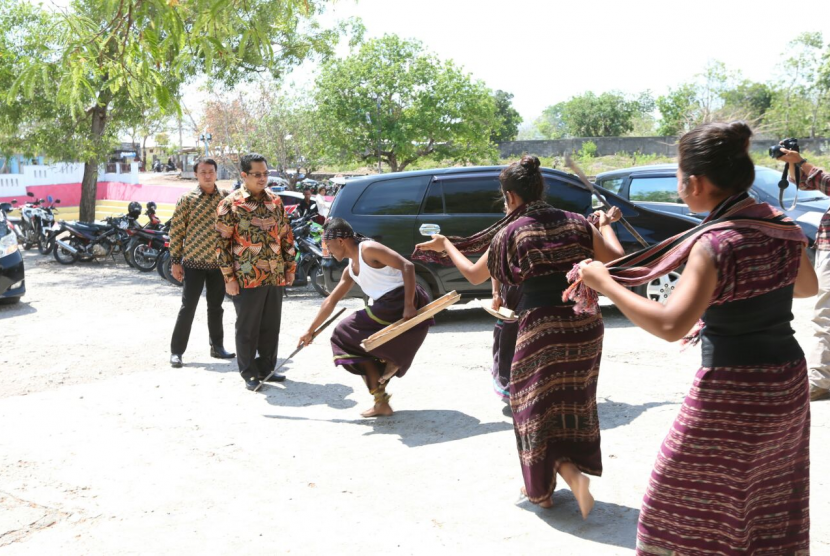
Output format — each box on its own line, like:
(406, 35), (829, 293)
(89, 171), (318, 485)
(168, 157), (235, 368)
(216, 153), (297, 391)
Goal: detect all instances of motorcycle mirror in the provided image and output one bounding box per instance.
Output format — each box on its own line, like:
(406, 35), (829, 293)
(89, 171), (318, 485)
(56, 199), (61, 204)
(27, 191), (34, 197)
(48, 195), (53, 203)
(12, 199), (17, 204)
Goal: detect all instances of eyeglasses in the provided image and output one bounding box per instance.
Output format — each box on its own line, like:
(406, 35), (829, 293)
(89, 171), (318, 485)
(245, 172), (269, 179)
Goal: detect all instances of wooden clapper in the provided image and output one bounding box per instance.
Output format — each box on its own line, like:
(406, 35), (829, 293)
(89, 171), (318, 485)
(360, 291), (461, 352)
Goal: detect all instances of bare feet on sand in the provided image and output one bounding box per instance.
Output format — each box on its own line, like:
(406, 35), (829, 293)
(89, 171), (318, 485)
(520, 487), (553, 509)
(360, 401), (394, 417)
(570, 474), (594, 519)
(558, 463), (595, 519)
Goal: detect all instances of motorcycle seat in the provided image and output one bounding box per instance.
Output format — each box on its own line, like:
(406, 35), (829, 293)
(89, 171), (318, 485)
(74, 221), (110, 231)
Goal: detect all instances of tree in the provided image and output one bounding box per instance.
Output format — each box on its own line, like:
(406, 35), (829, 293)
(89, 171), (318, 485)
(534, 103), (567, 139)
(490, 90), (522, 143)
(535, 91), (651, 138)
(656, 83), (700, 135)
(8, 0), (350, 221)
(765, 32), (829, 137)
(315, 35), (497, 172)
(201, 88), (326, 188)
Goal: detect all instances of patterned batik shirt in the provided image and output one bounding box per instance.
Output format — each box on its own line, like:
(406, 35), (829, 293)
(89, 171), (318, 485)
(215, 186), (297, 288)
(169, 186), (229, 269)
(797, 166), (830, 251)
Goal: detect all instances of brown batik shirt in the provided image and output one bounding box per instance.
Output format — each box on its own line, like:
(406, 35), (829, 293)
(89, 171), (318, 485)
(169, 185), (229, 269)
(215, 186), (297, 288)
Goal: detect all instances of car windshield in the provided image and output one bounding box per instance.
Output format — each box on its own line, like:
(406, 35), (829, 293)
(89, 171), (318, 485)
(752, 167), (826, 202)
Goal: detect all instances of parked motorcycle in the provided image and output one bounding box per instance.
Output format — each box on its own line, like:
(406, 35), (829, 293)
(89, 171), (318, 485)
(36, 196), (61, 255)
(52, 215), (135, 265)
(289, 215), (327, 297)
(11, 192), (41, 250)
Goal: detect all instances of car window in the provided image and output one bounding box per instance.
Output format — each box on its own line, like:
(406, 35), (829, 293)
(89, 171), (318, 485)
(629, 176), (681, 203)
(422, 181), (444, 214)
(279, 195), (300, 206)
(752, 167), (819, 202)
(544, 176), (592, 213)
(441, 177), (503, 214)
(352, 176), (430, 215)
(597, 177), (624, 194)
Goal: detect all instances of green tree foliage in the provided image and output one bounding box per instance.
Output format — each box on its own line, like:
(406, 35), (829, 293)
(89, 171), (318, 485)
(5, 0), (350, 220)
(534, 104), (566, 139)
(490, 90), (522, 143)
(656, 83), (699, 136)
(535, 91), (652, 138)
(765, 32), (830, 138)
(314, 35), (497, 172)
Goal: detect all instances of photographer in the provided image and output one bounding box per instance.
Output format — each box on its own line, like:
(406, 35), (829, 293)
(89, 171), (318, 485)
(780, 145), (830, 401)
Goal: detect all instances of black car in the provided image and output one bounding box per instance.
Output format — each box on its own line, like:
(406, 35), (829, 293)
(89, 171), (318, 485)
(595, 164), (828, 259)
(322, 166), (700, 302)
(0, 202), (25, 304)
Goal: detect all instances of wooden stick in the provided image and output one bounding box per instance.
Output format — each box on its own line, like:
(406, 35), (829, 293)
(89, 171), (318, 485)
(478, 298), (518, 322)
(361, 291), (460, 352)
(564, 153), (649, 248)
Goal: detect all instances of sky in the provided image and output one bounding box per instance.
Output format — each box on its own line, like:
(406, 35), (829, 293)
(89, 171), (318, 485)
(306, 0), (829, 124)
(65, 0), (826, 143)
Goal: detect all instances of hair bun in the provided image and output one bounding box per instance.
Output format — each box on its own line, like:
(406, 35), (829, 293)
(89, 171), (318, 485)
(726, 121), (753, 151)
(520, 155), (541, 173)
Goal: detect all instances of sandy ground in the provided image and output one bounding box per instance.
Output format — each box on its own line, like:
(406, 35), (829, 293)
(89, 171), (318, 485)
(1, 251), (829, 555)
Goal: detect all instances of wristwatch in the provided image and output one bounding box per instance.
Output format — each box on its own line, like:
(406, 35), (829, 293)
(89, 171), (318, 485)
(796, 158), (808, 169)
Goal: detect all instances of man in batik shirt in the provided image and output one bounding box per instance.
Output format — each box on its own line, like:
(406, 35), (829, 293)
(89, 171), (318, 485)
(782, 146), (830, 401)
(216, 153), (296, 391)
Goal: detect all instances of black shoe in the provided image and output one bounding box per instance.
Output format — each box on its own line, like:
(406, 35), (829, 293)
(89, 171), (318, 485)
(170, 354), (183, 368)
(260, 373), (286, 383)
(210, 346), (236, 359)
(244, 376), (262, 391)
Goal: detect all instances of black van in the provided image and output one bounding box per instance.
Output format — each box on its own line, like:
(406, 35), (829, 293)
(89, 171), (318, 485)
(322, 166), (699, 301)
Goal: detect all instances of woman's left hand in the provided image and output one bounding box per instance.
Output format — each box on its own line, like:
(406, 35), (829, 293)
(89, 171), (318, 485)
(415, 234), (447, 253)
(595, 206), (622, 227)
(578, 259), (611, 291)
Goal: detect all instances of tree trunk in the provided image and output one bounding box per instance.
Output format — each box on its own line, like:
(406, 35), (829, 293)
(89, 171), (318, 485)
(79, 103), (109, 222)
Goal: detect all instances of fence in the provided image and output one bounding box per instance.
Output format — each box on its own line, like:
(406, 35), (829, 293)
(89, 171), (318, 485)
(498, 137), (830, 158)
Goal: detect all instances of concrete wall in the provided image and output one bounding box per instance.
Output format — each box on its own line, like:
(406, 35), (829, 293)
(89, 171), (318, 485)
(499, 137), (830, 158)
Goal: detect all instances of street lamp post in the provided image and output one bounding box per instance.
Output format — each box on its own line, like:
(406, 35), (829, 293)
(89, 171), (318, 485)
(199, 132), (212, 156)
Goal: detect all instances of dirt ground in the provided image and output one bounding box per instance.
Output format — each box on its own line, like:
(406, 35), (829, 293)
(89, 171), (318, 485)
(1, 251), (828, 555)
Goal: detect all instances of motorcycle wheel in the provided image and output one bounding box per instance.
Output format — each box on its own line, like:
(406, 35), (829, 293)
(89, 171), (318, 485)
(162, 254), (182, 286)
(124, 238), (137, 267)
(156, 251), (168, 279)
(37, 233), (53, 255)
(53, 238), (79, 265)
(308, 262), (329, 297)
(132, 243), (158, 272)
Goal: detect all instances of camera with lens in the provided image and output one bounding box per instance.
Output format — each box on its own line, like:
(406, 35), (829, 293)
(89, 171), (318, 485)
(769, 138), (799, 159)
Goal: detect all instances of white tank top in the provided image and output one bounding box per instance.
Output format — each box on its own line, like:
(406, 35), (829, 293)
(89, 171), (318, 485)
(348, 241), (404, 301)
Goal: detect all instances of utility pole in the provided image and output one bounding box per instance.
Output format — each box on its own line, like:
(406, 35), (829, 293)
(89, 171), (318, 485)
(376, 95), (382, 174)
(178, 113), (183, 170)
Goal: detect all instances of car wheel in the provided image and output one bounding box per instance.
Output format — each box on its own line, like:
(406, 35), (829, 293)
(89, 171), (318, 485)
(633, 269), (682, 304)
(0, 296), (21, 305)
(415, 274), (435, 304)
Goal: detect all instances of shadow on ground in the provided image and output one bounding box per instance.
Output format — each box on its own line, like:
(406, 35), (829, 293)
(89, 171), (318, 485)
(518, 496), (639, 551)
(261, 377), (359, 410)
(0, 300), (37, 319)
(598, 398), (676, 431)
(265, 408), (513, 448)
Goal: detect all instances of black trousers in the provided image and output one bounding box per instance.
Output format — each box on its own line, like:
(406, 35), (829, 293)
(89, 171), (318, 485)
(232, 285), (284, 380)
(170, 267), (226, 355)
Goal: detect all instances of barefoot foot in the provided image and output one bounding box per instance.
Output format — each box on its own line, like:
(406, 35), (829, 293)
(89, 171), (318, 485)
(520, 487), (552, 508)
(360, 401), (394, 417)
(572, 475), (594, 519)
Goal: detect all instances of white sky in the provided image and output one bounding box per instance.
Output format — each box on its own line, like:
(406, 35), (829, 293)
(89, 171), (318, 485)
(115, 0), (830, 143)
(310, 0), (829, 122)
